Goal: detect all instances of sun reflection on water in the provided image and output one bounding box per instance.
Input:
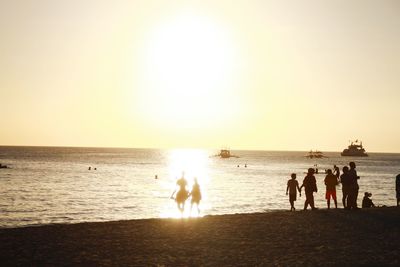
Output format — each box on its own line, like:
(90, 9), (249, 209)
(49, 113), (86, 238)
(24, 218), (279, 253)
(159, 149), (209, 219)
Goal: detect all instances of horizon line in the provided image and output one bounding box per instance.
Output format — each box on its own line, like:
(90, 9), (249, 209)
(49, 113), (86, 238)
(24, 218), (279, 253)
(0, 144), (399, 154)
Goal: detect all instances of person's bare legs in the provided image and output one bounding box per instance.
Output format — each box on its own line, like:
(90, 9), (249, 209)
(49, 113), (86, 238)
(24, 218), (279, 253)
(177, 202), (185, 214)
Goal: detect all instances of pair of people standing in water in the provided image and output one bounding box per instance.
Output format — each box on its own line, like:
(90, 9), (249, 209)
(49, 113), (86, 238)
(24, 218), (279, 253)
(171, 174), (202, 215)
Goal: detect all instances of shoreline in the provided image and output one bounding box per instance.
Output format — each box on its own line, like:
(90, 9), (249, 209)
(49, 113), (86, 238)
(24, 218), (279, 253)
(0, 205), (395, 230)
(0, 209), (292, 230)
(1, 207), (399, 266)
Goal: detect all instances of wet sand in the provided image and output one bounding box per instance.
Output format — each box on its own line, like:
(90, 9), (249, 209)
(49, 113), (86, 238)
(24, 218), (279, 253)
(0, 207), (399, 266)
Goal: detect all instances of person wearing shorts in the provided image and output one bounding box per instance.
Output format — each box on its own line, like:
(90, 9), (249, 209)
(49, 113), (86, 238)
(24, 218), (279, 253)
(286, 173), (301, 211)
(324, 169), (338, 209)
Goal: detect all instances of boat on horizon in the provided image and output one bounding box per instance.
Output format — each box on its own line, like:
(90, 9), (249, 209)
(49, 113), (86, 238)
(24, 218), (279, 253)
(305, 150), (327, 159)
(341, 140), (368, 157)
(212, 149), (239, 158)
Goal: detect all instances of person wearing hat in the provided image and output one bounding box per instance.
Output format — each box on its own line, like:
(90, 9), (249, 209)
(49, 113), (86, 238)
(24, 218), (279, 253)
(362, 192), (375, 208)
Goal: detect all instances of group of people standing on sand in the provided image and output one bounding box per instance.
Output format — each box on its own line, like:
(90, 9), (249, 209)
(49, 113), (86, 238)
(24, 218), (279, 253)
(286, 161), (376, 211)
(170, 173), (202, 215)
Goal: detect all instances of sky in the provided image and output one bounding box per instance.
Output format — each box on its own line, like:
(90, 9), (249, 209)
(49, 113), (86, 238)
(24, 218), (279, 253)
(1, 0), (399, 152)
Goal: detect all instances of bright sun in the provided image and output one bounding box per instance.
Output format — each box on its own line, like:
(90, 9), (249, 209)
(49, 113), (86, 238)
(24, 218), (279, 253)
(137, 12), (240, 129)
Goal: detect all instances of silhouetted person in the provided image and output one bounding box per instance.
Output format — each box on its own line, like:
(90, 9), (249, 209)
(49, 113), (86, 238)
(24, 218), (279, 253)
(362, 192), (375, 208)
(170, 173), (189, 214)
(396, 174), (400, 207)
(189, 177), (202, 215)
(333, 165), (340, 179)
(300, 168), (318, 210)
(324, 169), (338, 209)
(340, 166), (350, 209)
(94, 167), (97, 171)
(347, 162), (360, 210)
(286, 173), (301, 211)
(88, 166), (91, 170)
(155, 174), (158, 179)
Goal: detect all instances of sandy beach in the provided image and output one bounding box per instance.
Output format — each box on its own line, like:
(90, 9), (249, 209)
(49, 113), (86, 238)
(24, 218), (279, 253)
(0, 207), (399, 266)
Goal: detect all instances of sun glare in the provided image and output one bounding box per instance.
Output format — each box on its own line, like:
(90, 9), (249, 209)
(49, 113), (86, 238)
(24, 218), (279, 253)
(137, 12), (240, 129)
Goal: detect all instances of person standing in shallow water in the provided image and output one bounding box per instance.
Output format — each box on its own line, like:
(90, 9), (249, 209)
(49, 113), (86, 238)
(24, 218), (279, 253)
(286, 173), (301, 211)
(347, 162), (360, 210)
(340, 166), (350, 209)
(396, 174), (400, 207)
(324, 169), (338, 209)
(170, 173), (189, 214)
(300, 168), (318, 210)
(189, 177), (202, 215)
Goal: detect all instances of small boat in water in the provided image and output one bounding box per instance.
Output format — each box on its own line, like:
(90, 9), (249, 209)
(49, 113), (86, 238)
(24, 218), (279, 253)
(305, 150), (327, 159)
(341, 140), (368, 157)
(220, 149), (231, 158)
(213, 149), (239, 158)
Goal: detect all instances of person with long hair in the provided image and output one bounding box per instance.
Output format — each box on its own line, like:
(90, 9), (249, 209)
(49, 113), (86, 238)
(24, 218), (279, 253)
(189, 177), (202, 215)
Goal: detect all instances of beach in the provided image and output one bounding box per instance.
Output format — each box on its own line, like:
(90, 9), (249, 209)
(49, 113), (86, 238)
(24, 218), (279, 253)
(1, 207), (399, 266)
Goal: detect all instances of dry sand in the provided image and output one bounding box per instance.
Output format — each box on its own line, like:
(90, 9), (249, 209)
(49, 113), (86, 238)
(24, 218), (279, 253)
(0, 207), (399, 266)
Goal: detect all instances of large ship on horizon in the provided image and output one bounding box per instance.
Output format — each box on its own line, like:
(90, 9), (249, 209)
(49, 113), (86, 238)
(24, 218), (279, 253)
(341, 140), (368, 157)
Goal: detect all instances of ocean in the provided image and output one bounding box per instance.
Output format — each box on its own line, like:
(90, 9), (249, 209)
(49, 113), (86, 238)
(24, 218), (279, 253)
(0, 146), (399, 228)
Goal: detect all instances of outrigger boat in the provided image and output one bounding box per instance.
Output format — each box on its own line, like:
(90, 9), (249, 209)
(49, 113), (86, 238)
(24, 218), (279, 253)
(305, 150), (327, 159)
(212, 149), (239, 158)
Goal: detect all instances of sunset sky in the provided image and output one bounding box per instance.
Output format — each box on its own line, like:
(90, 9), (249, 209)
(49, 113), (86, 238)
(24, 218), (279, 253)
(1, 0), (399, 152)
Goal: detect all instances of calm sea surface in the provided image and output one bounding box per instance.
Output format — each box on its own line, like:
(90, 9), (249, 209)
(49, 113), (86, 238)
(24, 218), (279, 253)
(0, 146), (399, 228)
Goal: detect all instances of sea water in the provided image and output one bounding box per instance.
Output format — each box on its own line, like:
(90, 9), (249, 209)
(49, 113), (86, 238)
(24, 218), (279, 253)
(0, 146), (399, 228)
